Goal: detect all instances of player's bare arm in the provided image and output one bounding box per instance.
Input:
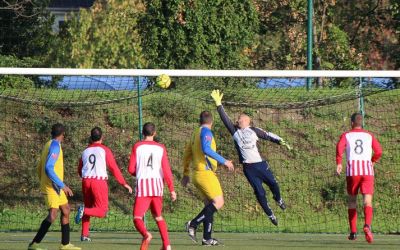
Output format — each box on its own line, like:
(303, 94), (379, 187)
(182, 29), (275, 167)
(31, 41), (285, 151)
(224, 160), (234, 171)
(170, 191), (177, 201)
(336, 164), (342, 176)
(124, 184), (133, 194)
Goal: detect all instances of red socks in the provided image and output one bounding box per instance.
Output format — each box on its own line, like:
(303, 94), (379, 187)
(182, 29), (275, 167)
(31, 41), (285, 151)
(134, 218), (148, 237)
(348, 208), (357, 233)
(134, 217), (169, 248)
(81, 215), (90, 237)
(157, 219), (170, 248)
(348, 206), (373, 233)
(364, 206), (373, 227)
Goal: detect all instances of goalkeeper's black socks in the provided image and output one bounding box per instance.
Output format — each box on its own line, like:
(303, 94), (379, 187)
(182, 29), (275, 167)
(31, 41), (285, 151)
(190, 203), (218, 229)
(61, 223), (70, 245)
(31, 219), (51, 244)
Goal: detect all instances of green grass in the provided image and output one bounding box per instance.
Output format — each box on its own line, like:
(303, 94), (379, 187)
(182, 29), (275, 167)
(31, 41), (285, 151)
(1, 232), (400, 250)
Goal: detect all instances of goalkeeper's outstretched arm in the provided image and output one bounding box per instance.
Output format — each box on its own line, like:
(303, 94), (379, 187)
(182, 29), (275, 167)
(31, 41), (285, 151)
(252, 127), (292, 150)
(211, 90), (236, 135)
(251, 127), (282, 144)
(217, 105), (236, 135)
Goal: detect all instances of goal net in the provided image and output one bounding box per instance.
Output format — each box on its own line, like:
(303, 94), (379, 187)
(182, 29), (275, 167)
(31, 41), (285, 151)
(0, 69), (399, 234)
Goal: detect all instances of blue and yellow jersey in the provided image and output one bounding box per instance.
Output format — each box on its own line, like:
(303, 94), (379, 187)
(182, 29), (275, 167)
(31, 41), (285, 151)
(183, 126), (226, 175)
(37, 139), (65, 194)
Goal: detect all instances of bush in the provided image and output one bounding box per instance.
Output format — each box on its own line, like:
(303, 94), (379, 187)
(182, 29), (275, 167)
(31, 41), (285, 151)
(0, 55), (41, 88)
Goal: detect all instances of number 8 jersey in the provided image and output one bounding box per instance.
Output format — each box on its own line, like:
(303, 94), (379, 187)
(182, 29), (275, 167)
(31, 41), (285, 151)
(336, 128), (382, 177)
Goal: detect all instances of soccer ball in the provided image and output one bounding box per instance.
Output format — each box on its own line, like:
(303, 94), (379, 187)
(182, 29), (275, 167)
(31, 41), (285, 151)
(156, 74), (171, 89)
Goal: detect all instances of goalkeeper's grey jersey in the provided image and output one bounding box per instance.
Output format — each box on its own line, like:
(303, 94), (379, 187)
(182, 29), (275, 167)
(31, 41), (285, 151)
(217, 105), (282, 164)
(233, 127), (282, 164)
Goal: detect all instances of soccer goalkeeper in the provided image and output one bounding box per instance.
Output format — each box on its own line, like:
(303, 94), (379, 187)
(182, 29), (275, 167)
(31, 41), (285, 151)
(211, 90), (291, 225)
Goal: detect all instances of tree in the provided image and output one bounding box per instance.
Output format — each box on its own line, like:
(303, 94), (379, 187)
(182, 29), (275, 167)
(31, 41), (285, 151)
(52, 0), (146, 68)
(140, 0), (259, 69)
(0, 0), (54, 58)
(0, 55), (41, 88)
(330, 1), (399, 70)
(390, 0), (400, 72)
(253, 0), (307, 70)
(254, 0), (361, 73)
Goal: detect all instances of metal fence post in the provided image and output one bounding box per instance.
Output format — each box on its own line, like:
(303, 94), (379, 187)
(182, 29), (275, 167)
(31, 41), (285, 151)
(307, 0), (313, 91)
(358, 76), (365, 128)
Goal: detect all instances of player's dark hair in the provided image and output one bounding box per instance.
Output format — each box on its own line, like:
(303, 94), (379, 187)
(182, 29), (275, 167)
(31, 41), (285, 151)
(143, 122), (156, 137)
(51, 123), (65, 138)
(91, 127), (103, 142)
(200, 111), (213, 125)
(351, 112), (363, 127)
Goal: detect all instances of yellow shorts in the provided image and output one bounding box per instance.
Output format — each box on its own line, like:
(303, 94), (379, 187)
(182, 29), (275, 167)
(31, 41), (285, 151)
(44, 190), (68, 209)
(192, 170), (223, 200)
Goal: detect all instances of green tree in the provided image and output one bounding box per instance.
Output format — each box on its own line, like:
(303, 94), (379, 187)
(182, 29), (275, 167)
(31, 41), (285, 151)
(330, 1), (398, 70)
(254, 0), (361, 72)
(0, 0), (54, 58)
(390, 0), (400, 72)
(0, 55), (40, 88)
(52, 0), (146, 68)
(140, 0), (259, 69)
(253, 0), (307, 70)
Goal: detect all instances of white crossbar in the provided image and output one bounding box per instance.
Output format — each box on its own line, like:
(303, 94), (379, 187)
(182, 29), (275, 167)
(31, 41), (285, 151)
(0, 68), (399, 78)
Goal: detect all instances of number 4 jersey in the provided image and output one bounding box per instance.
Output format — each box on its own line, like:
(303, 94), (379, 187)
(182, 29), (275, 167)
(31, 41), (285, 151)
(78, 142), (127, 185)
(336, 128), (382, 177)
(128, 140), (174, 197)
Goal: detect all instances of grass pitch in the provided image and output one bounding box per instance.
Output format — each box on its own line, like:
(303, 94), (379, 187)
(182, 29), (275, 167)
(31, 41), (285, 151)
(0, 231), (399, 250)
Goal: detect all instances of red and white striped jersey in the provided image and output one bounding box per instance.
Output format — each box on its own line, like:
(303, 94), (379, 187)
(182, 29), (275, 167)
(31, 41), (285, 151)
(78, 142), (127, 185)
(128, 140), (174, 197)
(336, 128), (382, 177)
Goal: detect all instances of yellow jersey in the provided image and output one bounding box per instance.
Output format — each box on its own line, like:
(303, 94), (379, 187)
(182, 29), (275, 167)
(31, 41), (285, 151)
(183, 126), (226, 176)
(37, 139), (65, 193)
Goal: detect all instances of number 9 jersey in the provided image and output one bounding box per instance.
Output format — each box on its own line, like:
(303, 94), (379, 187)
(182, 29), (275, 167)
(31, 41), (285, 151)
(336, 128), (382, 177)
(78, 142), (127, 185)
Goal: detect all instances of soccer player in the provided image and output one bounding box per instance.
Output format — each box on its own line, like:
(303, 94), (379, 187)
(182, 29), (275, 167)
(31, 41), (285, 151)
(128, 122), (176, 250)
(336, 112), (382, 243)
(182, 111), (234, 246)
(75, 127), (133, 241)
(28, 123), (81, 250)
(210, 90), (291, 226)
